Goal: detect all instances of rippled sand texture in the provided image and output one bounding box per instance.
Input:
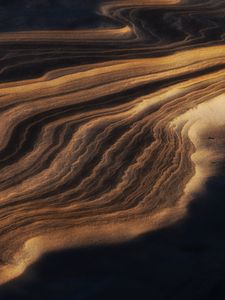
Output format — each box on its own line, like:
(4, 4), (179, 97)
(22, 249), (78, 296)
(1, 0), (225, 284)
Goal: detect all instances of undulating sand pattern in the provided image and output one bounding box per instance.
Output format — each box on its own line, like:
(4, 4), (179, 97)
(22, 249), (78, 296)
(1, 0), (225, 284)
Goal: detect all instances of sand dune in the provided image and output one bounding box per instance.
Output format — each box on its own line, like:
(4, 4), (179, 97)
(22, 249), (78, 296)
(0, 0), (225, 286)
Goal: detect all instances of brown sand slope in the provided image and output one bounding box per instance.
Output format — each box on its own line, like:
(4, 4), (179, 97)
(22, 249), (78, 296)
(0, 0), (225, 285)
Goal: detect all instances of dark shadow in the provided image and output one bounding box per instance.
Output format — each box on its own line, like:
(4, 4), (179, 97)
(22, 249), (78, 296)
(1, 160), (225, 300)
(0, 0), (118, 32)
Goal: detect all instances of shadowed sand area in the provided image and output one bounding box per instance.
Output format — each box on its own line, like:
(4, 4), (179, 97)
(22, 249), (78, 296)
(1, 0), (225, 298)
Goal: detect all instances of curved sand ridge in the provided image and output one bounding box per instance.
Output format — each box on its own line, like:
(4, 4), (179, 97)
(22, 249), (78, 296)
(1, 0), (225, 284)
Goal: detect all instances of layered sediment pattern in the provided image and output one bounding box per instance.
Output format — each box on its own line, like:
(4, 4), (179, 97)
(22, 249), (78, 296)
(1, 0), (225, 285)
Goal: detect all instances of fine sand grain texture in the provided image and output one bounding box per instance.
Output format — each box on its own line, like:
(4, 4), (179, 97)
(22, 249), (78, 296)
(1, 0), (225, 299)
